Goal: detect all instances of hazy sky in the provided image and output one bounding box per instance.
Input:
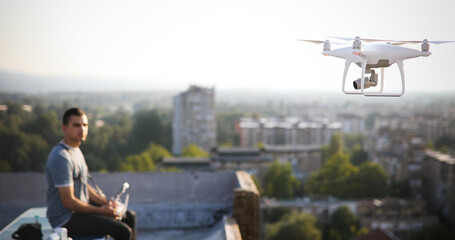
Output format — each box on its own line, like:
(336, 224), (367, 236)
(1, 0), (454, 92)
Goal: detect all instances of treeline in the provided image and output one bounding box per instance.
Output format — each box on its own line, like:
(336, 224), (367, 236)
(256, 133), (389, 200)
(3, 95), (305, 172)
(0, 98), (249, 172)
(264, 205), (367, 240)
(0, 101), (173, 172)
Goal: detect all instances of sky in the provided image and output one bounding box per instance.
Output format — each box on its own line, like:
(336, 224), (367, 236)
(0, 0), (454, 93)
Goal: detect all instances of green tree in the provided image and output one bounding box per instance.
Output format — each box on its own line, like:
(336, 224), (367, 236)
(142, 143), (172, 161)
(306, 152), (357, 198)
(350, 144), (368, 166)
(256, 141), (265, 148)
(264, 160), (300, 199)
(328, 206), (368, 240)
(181, 144), (209, 157)
(82, 111), (133, 171)
(329, 133), (344, 155)
(130, 109), (170, 153)
(351, 162), (388, 198)
(322, 133), (344, 163)
(264, 207), (292, 223)
(216, 112), (242, 146)
(119, 143), (171, 172)
(266, 211), (322, 240)
(0, 124), (49, 172)
(23, 111), (61, 144)
(119, 153), (155, 172)
(0, 158), (11, 172)
(306, 152), (388, 199)
(343, 134), (365, 151)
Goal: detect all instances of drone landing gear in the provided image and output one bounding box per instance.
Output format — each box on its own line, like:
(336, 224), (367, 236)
(342, 60), (405, 97)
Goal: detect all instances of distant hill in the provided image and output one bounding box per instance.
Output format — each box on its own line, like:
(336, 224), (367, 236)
(0, 70), (168, 93)
(1, 70), (454, 107)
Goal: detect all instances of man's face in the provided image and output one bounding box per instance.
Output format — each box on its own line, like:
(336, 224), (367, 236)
(63, 114), (89, 143)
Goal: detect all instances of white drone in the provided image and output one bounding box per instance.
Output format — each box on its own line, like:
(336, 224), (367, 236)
(299, 36), (455, 97)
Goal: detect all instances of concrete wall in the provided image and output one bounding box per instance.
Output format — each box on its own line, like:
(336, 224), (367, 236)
(0, 171), (240, 230)
(0, 173), (47, 229)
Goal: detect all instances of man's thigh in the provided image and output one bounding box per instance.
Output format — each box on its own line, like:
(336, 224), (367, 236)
(64, 213), (132, 239)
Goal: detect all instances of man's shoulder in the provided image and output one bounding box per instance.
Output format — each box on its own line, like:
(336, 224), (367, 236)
(48, 144), (71, 162)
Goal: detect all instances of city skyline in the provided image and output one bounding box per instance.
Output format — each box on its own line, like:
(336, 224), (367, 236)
(1, 0), (455, 93)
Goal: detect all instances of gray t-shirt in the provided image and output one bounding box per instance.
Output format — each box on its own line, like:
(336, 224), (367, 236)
(46, 142), (89, 228)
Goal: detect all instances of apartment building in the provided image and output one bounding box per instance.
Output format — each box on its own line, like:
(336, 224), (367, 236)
(172, 86), (216, 155)
(422, 150), (455, 220)
(237, 117), (341, 147)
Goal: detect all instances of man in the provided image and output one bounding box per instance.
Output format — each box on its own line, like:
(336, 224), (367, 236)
(46, 108), (136, 240)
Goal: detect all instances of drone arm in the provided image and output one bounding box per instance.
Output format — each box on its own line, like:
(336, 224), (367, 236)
(360, 58), (367, 94)
(397, 61), (405, 96)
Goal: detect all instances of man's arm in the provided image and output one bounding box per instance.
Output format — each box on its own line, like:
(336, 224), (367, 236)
(58, 185), (118, 218)
(87, 184), (108, 206)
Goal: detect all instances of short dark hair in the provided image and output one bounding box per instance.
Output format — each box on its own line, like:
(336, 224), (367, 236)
(63, 108), (86, 125)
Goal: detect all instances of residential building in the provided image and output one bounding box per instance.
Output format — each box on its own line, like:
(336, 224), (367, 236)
(212, 147), (274, 178)
(422, 150), (455, 221)
(237, 117), (341, 147)
(172, 86), (216, 155)
(337, 113), (365, 133)
(262, 145), (322, 180)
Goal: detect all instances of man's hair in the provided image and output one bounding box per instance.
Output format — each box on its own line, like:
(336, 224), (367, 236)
(63, 108), (86, 125)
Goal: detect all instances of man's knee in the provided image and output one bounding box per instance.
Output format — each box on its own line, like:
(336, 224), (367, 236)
(126, 210), (136, 220)
(116, 224), (133, 240)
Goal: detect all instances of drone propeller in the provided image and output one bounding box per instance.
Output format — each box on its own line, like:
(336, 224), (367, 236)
(392, 40), (455, 44)
(297, 39), (325, 44)
(327, 36), (396, 42)
(328, 36), (455, 45)
(297, 39), (346, 45)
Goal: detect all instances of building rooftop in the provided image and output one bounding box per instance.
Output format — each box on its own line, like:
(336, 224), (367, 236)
(263, 144), (321, 152)
(214, 147), (262, 155)
(0, 171), (258, 240)
(161, 157), (211, 165)
(425, 149), (455, 164)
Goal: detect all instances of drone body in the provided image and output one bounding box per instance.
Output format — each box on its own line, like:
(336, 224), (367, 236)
(300, 37), (454, 97)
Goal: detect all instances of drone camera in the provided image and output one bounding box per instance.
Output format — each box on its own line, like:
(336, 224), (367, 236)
(353, 70), (378, 90)
(353, 77), (369, 90)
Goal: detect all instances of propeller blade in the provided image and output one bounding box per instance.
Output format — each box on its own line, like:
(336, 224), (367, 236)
(386, 40), (455, 45)
(429, 41), (455, 44)
(328, 36), (455, 45)
(328, 36), (398, 42)
(327, 36), (354, 41)
(297, 39), (346, 45)
(389, 40), (424, 44)
(297, 39), (326, 44)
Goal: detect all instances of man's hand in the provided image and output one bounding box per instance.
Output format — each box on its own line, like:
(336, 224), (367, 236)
(100, 200), (121, 219)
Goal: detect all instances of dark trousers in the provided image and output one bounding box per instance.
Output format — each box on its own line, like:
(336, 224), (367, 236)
(63, 210), (136, 240)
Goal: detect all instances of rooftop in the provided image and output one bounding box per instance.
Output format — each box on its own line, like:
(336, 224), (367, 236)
(425, 149), (455, 164)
